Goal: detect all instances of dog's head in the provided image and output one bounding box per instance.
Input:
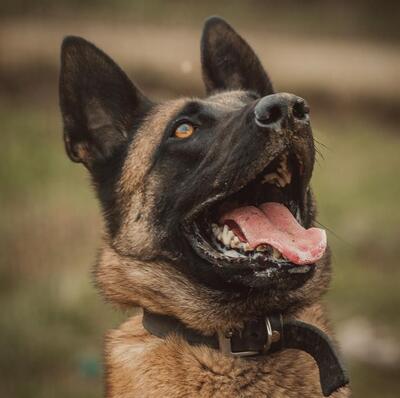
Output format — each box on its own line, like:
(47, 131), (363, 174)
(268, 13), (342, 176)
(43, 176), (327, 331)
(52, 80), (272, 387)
(59, 17), (330, 327)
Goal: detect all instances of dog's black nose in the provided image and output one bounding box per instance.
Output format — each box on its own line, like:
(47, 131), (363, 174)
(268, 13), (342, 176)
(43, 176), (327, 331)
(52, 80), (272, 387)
(254, 93), (309, 128)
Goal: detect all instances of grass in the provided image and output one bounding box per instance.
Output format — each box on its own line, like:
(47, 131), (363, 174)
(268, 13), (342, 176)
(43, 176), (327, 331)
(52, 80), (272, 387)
(0, 103), (399, 397)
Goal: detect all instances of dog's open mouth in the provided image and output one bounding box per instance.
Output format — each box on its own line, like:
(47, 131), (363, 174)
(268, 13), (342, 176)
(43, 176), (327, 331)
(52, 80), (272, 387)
(183, 151), (327, 278)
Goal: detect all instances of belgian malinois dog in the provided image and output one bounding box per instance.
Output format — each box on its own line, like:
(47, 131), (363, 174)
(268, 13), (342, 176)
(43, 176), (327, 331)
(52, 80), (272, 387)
(59, 16), (350, 398)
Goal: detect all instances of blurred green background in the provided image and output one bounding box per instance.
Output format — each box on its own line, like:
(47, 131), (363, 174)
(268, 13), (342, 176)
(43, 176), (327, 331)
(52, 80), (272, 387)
(1, 1), (399, 397)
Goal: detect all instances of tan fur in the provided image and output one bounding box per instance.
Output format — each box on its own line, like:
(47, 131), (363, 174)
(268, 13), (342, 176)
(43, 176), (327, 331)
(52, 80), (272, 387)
(114, 99), (187, 258)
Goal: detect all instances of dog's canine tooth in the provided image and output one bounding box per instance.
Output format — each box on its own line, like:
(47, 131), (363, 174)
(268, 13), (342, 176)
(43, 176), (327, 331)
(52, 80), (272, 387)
(222, 225), (233, 246)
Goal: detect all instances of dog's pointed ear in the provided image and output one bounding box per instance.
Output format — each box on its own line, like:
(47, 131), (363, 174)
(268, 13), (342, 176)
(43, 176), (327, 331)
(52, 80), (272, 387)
(201, 17), (273, 96)
(59, 36), (152, 168)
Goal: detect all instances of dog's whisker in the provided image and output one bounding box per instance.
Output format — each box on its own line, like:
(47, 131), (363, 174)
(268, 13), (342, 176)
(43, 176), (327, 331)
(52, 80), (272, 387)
(314, 220), (353, 247)
(313, 137), (331, 151)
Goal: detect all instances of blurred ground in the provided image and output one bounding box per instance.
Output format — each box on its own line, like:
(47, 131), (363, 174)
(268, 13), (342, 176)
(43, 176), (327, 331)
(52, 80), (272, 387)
(0, 1), (399, 397)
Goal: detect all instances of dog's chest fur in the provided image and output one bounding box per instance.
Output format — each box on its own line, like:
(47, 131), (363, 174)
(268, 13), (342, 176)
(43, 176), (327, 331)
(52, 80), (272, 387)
(105, 304), (350, 398)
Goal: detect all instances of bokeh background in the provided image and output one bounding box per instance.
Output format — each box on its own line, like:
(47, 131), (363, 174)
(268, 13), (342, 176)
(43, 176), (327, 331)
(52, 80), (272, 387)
(1, 1), (399, 397)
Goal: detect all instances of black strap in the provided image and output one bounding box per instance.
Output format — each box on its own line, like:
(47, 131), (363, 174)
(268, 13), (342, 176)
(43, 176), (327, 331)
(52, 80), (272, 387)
(143, 310), (283, 353)
(143, 310), (219, 349)
(282, 319), (349, 396)
(142, 309), (349, 396)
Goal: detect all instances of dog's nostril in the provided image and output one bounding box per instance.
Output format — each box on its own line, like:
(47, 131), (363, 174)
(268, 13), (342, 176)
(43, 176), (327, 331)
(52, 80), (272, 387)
(255, 104), (282, 125)
(292, 99), (310, 120)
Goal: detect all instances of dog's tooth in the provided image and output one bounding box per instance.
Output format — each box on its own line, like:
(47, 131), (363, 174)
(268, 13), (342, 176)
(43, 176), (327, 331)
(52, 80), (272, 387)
(243, 243), (251, 252)
(222, 225), (228, 240)
(222, 225), (232, 246)
(278, 175), (287, 187)
(230, 236), (241, 249)
(280, 176), (288, 187)
(262, 172), (279, 184)
(274, 177), (283, 187)
(237, 242), (251, 252)
(222, 235), (230, 247)
(232, 236), (240, 245)
(280, 166), (291, 183)
(271, 247), (282, 259)
(212, 223), (219, 238)
(227, 234), (235, 248)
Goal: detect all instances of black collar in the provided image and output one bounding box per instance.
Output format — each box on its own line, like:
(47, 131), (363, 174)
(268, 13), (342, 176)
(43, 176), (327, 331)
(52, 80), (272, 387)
(142, 309), (349, 397)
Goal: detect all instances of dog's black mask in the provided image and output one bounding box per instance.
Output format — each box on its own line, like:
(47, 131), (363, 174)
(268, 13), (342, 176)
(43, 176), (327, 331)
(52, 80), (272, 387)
(153, 89), (318, 289)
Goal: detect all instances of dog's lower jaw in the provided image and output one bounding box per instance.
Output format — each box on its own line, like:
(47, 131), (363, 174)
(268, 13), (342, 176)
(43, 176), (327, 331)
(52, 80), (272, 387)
(103, 303), (350, 398)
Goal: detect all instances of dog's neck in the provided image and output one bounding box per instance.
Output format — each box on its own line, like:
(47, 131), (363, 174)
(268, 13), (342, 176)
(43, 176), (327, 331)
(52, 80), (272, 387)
(141, 309), (349, 397)
(96, 244), (326, 334)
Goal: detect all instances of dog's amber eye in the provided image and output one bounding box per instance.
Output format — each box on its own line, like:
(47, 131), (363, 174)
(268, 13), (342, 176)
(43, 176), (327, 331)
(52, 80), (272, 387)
(174, 122), (195, 139)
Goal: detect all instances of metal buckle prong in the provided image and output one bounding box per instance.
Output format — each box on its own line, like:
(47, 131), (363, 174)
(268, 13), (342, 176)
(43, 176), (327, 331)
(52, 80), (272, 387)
(217, 330), (260, 357)
(263, 317), (273, 353)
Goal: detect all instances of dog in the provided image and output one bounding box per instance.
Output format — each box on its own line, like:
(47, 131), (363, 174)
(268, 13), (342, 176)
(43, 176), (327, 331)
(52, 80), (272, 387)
(59, 16), (350, 398)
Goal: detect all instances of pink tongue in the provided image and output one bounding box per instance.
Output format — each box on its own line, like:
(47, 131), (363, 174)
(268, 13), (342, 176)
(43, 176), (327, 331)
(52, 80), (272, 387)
(219, 202), (327, 265)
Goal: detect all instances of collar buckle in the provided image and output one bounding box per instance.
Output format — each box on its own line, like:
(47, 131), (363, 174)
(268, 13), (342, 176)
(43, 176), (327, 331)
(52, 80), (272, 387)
(217, 317), (275, 357)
